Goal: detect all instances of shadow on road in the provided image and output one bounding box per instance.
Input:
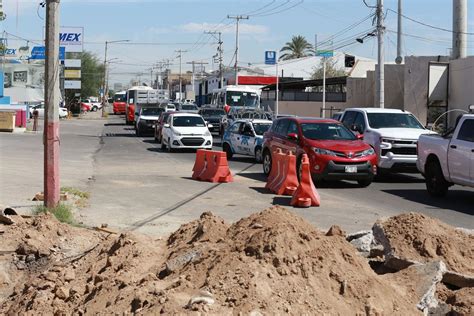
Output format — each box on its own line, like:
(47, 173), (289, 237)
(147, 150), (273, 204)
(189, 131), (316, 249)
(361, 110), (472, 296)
(383, 189), (474, 216)
(272, 196), (292, 206)
(104, 122), (125, 127)
(239, 172), (267, 182)
(375, 173), (425, 184)
(146, 147), (198, 154)
(103, 133), (137, 137)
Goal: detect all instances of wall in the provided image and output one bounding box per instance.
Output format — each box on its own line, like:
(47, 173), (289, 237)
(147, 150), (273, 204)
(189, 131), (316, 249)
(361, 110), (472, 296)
(448, 56), (474, 126)
(261, 100), (348, 117)
(403, 56), (450, 125)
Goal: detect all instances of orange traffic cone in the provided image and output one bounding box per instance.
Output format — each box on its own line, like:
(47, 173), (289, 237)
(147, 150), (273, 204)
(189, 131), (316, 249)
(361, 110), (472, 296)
(192, 149), (207, 180)
(265, 148), (283, 190)
(208, 151), (233, 183)
(291, 154), (321, 207)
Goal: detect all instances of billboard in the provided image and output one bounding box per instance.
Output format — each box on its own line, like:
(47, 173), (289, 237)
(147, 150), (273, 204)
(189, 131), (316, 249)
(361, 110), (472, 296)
(64, 59), (81, 68)
(30, 46), (65, 60)
(59, 27), (84, 53)
(64, 69), (81, 79)
(64, 80), (81, 89)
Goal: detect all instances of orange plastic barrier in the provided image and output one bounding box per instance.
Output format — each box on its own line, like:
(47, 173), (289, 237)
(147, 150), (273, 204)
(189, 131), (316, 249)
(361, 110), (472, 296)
(192, 149), (208, 180)
(291, 154), (321, 207)
(193, 150), (233, 183)
(274, 151), (299, 196)
(265, 150), (299, 196)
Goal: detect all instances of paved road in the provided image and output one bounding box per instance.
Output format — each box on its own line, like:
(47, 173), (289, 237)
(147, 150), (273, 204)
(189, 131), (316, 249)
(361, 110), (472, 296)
(1, 113), (473, 236)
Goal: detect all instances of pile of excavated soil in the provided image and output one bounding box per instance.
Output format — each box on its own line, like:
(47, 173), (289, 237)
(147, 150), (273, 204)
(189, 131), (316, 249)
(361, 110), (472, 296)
(436, 283), (474, 315)
(375, 212), (474, 275)
(1, 207), (422, 315)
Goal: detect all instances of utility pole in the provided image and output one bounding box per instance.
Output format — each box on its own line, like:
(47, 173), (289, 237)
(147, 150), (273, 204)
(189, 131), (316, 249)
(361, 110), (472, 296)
(322, 57), (326, 118)
(102, 39), (128, 116)
(452, 0), (467, 59)
(227, 15), (249, 86)
(175, 50), (188, 101)
(395, 0), (403, 64)
(205, 31), (224, 88)
(187, 61), (209, 93)
(44, 0), (60, 208)
(376, 0), (385, 108)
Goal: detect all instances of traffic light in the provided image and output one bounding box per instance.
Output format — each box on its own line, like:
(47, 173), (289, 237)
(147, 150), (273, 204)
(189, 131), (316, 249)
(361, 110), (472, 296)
(345, 55), (355, 68)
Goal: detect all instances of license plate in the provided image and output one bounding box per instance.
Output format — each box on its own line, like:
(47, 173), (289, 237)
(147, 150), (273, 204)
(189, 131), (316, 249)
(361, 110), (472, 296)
(345, 166), (357, 173)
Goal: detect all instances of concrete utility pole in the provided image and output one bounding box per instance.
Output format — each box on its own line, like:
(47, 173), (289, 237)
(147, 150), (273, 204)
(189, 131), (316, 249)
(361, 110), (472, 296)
(227, 15), (249, 86)
(187, 61), (209, 93)
(452, 0), (467, 59)
(175, 50), (188, 101)
(205, 31), (224, 88)
(322, 58), (326, 118)
(396, 0), (403, 64)
(44, 0), (60, 208)
(376, 0), (385, 108)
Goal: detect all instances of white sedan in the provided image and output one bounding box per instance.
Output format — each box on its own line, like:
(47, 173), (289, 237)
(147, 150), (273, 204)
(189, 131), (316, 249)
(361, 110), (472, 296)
(161, 113), (213, 152)
(30, 104), (68, 119)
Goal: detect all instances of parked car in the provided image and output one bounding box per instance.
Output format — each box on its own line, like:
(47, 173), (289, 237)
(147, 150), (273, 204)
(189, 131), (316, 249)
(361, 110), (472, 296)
(222, 119), (273, 162)
(178, 103), (199, 113)
(136, 107), (165, 137)
(340, 108), (435, 174)
(161, 113), (213, 152)
(220, 108), (272, 136)
(81, 99), (102, 112)
(29, 103), (68, 119)
(154, 111), (176, 143)
(417, 114), (474, 196)
(198, 107), (226, 134)
(262, 117), (378, 187)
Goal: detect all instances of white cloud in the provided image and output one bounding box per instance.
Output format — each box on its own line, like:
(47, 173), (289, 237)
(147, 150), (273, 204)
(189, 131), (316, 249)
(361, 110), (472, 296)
(180, 22), (269, 35)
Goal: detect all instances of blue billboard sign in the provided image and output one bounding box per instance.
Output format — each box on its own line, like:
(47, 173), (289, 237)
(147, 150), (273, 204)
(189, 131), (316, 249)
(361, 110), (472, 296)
(265, 51), (277, 65)
(30, 46), (66, 60)
(316, 50), (334, 58)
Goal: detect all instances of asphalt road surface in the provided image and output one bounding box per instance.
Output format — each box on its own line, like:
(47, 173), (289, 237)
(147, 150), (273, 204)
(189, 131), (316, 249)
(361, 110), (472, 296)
(1, 113), (473, 236)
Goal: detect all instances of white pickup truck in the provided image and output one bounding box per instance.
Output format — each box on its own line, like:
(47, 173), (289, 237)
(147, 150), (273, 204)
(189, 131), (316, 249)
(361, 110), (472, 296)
(81, 98), (102, 112)
(417, 114), (474, 196)
(340, 108), (435, 174)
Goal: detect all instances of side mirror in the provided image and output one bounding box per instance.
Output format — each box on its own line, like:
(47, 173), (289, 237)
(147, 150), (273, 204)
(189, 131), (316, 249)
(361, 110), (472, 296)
(164, 123), (170, 128)
(356, 134), (364, 140)
(287, 133), (298, 141)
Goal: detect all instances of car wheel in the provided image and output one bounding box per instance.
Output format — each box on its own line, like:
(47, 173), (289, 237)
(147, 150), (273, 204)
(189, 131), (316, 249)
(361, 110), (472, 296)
(136, 127), (142, 137)
(296, 156), (303, 181)
(167, 139), (174, 153)
(161, 138), (167, 150)
(92, 106), (98, 112)
(425, 160), (449, 197)
(262, 150), (272, 176)
(357, 179), (372, 187)
(223, 143), (233, 160)
(254, 146), (263, 163)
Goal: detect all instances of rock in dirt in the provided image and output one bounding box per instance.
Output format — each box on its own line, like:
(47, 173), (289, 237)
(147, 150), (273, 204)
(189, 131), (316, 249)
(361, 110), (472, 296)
(372, 213), (474, 275)
(325, 225), (345, 237)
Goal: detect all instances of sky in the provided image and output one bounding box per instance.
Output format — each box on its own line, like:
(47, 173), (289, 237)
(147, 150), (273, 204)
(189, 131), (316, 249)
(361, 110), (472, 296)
(1, 0), (473, 86)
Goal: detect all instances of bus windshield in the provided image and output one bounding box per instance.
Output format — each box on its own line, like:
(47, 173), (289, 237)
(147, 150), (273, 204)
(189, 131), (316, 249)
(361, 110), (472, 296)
(226, 91), (258, 107)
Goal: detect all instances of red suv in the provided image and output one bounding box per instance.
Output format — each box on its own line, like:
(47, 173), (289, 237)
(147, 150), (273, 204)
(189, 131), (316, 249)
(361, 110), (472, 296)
(262, 117), (377, 187)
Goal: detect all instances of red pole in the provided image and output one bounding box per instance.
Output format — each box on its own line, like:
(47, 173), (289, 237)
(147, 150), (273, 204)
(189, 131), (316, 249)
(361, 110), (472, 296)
(44, 0), (61, 208)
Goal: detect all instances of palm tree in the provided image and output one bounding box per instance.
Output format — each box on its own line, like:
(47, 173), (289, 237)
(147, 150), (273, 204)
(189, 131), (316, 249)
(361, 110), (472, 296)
(279, 35), (314, 61)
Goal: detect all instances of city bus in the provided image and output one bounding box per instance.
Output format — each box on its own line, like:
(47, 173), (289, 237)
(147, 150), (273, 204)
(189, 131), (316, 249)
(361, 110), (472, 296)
(209, 85), (261, 113)
(112, 91), (127, 115)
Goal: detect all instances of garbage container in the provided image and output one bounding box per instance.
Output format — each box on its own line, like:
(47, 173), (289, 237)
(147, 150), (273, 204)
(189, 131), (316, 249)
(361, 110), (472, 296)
(0, 111), (16, 132)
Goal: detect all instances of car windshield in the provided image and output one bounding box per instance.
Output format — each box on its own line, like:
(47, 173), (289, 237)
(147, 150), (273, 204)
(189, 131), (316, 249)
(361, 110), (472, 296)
(181, 104), (197, 110)
(226, 91), (258, 107)
(114, 94), (126, 102)
(141, 108), (163, 116)
(253, 123), (272, 136)
(367, 113), (424, 129)
(301, 123), (356, 141)
(201, 109), (225, 116)
(173, 116), (205, 127)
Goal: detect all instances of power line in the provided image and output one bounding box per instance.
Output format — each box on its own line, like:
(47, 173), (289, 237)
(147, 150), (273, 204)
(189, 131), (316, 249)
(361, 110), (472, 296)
(251, 0), (303, 17)
(386, 8), (474, 35)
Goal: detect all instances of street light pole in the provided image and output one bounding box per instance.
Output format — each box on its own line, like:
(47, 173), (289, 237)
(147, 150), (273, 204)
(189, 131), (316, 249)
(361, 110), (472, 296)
(376, 0), (385, 108)
(44, 0), (61, 208)
(102, 39), (129, 116)
(175, 50), (188, 101)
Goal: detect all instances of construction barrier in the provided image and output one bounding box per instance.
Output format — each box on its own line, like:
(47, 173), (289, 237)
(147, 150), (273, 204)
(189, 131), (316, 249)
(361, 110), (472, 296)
(291, 154), (321, 207)
(265, 150), (299, 196)
(192, 150), (233, 183)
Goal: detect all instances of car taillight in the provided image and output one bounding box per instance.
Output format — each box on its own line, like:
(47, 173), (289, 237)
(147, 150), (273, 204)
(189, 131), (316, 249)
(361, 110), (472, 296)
(224, 105), (231, 113)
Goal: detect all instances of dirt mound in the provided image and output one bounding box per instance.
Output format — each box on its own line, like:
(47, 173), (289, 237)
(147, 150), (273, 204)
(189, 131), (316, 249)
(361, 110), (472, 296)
(374, 212), (474, 275)
(437, 283), (474, 315)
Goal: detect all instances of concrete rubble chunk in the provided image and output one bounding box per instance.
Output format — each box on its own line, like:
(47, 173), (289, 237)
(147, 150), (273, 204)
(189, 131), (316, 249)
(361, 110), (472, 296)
(166, 249), (201, 273)
(442, 271), (474, 288)
(346, 230), (374, 253)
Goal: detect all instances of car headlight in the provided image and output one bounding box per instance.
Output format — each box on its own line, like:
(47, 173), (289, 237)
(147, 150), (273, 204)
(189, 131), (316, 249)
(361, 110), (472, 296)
(381, 138), (395, 144)
(204, 130), (211, 136)
(360, 148), (375, 157)
(312, 147), (338, 156)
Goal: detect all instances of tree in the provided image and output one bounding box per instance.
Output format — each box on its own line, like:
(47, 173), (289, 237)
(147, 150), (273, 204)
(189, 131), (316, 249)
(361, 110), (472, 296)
(311, 58), (346, 80)
(279, 35), (314, 61)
